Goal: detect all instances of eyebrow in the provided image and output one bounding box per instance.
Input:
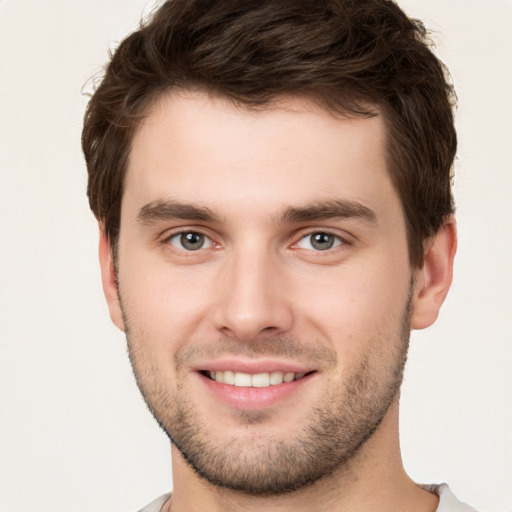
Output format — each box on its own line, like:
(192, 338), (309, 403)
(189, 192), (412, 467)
(138, 199), (222, 224)
(277, 200), (377, 224)
(137, 198), (377, 226)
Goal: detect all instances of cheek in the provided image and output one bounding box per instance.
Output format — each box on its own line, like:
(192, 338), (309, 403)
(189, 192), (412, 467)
(293, 256), (411, 354)
(118, 253), (215, 344)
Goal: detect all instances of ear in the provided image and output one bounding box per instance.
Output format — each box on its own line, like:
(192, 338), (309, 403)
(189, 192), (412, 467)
(410, 218), (457, 330)
(98, 225), (125, 332)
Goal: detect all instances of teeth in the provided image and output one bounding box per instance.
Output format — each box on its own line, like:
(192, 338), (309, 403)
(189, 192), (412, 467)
(251, 373), (270, 388)
(234, 372), (252, 387)
(270, 371), (285, 385)
(223, 370), (235, 385)
(207, 370), (307, 387)
(283, 372), (295, 383)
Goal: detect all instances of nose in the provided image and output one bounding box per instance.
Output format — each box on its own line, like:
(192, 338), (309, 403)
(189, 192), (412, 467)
(212, 246), (294, 342)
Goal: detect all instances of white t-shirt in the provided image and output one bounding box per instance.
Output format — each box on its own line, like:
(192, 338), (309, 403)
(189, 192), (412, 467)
(137, 483), (477, 511)
(422, 484), (478, 512)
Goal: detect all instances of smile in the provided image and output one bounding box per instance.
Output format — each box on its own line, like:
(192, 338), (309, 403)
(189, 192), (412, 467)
(205, 370), (309, 388)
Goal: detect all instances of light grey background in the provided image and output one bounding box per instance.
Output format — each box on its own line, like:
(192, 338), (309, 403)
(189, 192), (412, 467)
(0, 1), (511, 511)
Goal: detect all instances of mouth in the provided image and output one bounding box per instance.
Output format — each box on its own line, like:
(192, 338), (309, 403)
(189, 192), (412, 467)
(196, 364), (318, 410)
(200, 370), (314, 388)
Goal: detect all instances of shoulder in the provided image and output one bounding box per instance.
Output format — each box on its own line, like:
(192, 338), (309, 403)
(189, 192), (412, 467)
(136, 493), (172, 512)
(421, 484), (479, 512)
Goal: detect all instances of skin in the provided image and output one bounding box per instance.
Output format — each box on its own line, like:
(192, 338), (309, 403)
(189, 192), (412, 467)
(99, 91), (456, 512)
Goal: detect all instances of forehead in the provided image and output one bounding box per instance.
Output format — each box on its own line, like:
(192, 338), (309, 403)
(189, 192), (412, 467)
(124, 91), (399, 226)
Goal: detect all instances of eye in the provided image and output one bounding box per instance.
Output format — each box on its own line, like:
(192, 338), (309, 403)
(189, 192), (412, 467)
(167, 231), (213, 251)
(296, 232), (343, 251)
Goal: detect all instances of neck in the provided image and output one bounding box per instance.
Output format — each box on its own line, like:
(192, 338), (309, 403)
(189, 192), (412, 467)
(165, 402), (438, 512)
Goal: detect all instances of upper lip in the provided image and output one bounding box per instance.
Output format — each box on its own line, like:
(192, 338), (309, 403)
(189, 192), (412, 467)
(192, 358), (316, 375)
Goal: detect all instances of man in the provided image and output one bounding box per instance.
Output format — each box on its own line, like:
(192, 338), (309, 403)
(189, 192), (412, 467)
(82, 1), (475, 510)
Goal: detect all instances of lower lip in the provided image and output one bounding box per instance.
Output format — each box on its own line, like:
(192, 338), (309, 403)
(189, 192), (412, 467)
(198, 372), (314, 410)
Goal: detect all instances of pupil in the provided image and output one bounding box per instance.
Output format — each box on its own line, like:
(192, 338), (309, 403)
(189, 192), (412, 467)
(181, 232), (204, 250)
(312, 233), (334, 250)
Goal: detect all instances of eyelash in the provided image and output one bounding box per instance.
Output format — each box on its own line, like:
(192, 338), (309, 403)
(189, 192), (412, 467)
(293, 231), (345, 252)
(162, 229), (349, 255)
(164, 230), (216, 253)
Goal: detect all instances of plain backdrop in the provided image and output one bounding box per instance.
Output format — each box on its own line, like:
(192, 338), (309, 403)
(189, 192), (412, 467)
(0, 1), (511, 511)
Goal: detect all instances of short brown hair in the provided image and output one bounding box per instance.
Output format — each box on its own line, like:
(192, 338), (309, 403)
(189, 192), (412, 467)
(82, 0), (456, 267)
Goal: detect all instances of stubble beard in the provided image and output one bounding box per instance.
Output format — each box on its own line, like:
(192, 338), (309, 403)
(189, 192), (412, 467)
(124, 295), (412, 497)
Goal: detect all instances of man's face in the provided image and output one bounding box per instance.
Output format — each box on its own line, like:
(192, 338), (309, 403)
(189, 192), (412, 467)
(107, 91), (418, 494)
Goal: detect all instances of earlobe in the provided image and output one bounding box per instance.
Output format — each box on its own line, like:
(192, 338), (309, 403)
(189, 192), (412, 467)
(98, 226), (126, 332)
(410, 218), (457, 330)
